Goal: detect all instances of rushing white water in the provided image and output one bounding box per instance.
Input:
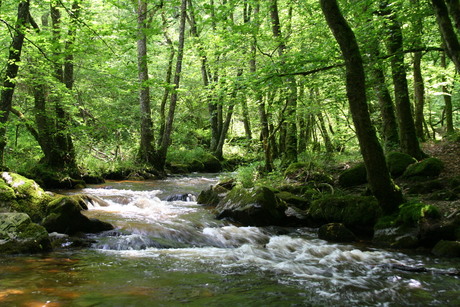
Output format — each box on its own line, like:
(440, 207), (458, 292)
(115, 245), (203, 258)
(1, 176), (458, 306)
(77, 178), (460, 306)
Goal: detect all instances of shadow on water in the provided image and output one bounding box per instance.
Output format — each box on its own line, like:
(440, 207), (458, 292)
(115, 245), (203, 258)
(1, 174), (459, 306)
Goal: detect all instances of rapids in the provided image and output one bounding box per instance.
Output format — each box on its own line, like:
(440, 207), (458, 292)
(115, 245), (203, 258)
(1, 174), (459, 306)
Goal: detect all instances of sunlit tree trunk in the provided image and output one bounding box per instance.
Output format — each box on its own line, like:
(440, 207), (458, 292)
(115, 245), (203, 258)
(321, 0), (403, 214)
(441, 52), (455, 134)
(0, 0), (30, 167)
(155, 0), (187, 172)
(137, 0), (156, 165)
(270, 0), (297, 166)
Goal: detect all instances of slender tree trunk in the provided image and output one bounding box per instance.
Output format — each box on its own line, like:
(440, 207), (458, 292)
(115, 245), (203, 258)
(382, 2), (425, 159)
(413, 51), (426, 141)
(446, 0), (460, 32)
(368, 43), (400, 150)
(137, 0), (155, 164)
(321, 0), (403, 214)
(157, 13), (175, 149)
(155, 0), (187, 172)
(317, 112), (334, 153)
(270, 0), (297, 165)
(49, 1), (77, 170)
(0, 0), (30, 166)
(441, 52), (455, 134)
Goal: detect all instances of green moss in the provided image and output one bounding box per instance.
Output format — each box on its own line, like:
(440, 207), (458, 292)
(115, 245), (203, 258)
(338, 163), (367, 187)
(403, 158), (444, 178)
(397, 202), (441, 226)
(0, 172), (52, 222)
(309, 195), (381, 227)
(386, 152), (417, 178)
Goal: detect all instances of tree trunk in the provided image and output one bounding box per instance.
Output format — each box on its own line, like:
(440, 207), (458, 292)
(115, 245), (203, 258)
(413, 51), (426, 141)
(382, 2), (425, 160)
(270, 0), (297, 166)
(320, 0), (403, 214)
(441, 52), (455, 134)
(137, 0), (156, 164)
(0, 0), (30, 167)
(155, 0), (187, 172)
(368, 42), (400, 150)
(432, 0), (460, 73)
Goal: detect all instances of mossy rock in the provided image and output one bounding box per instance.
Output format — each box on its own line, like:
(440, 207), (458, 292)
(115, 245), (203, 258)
(308, 195), (381, 232)
(0, 172), (52, 222)
(338, 163), (367, 187)
(275, 191), (310, 210)
(197, 185), (229, 207)
(386, 152), (417, 178)
(42, 195), (113, 235)
(318, 223), (357, 243)
(402, 157), (444, 178)
(167, 163), (189, 174)
(202, 155), (222, 173)
(189, 159), (205, 172)
(406, 179), (445, 194)
(431, 240), (460, 257)
(397, 202), (441, 226)
(284, 162), (333, 184)
(0, 212), (51, 254)
(215, 186), (288, 226)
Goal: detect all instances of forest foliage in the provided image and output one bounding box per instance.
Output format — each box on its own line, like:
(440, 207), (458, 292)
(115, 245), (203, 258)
(0, 0), (458, 185)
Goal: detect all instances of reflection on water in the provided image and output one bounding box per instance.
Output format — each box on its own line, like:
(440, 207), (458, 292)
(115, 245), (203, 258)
(1, 174), (459, 306)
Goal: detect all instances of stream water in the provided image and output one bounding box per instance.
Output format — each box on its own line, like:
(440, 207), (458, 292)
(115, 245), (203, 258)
(1, 174), (459, 306)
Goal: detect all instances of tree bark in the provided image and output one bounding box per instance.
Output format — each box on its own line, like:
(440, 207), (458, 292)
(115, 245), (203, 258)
(413, 51), (426, 141)
(382, 2), (425, 159)
(155, 0), (187, 172)
(432, 0), (460, 73)
(137, 0), (156, 164)
(320, 0), (403, 214)
(270, 0), (297, 165)
(0, 0), (30, 167)
(441, 52), (455, 134)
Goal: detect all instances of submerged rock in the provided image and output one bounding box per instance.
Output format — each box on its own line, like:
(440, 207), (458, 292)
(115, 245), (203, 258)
(215, 186), (287, 226)
(0, 212), (51, 254)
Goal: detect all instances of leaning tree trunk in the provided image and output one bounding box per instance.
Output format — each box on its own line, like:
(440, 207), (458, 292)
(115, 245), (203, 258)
(432, 0), (460, 73)
(320, 0), (403, 214)
(0, 0), (30, 167)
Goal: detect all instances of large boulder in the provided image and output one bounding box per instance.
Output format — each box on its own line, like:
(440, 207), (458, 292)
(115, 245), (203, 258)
(338, 163), (367, 187)
(0, 212), (51, 254)
(42, 195), (113, 235)
(318, 223), (357, 243)
(431, 240), (460, 257)
(386, 152), (417, 178)
(215, 186), (288, 226)
(403, 157), (444, 179)
(0, 172), (52, 222)
(308, 195), (381, 236)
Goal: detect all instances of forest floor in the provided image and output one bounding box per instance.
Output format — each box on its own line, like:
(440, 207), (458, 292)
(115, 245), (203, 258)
(420, 140), (460, 217)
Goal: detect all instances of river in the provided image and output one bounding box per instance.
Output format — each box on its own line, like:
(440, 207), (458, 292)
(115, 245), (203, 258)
(1, 174), (459, 306)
